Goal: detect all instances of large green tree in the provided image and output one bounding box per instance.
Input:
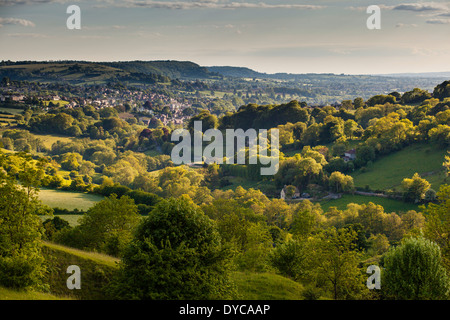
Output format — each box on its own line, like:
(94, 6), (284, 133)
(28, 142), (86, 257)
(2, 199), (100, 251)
(401, 173), (431, 203)
(308, 227), (367, 300)
(424, 184), (450, 268)
(107, 197), (237, 300)
(0, 177), (46, 289)
(382, 236), (450, 300)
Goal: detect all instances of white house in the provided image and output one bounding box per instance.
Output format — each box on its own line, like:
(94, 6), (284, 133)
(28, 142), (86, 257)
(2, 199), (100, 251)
(343, 149), (356, 162)
(280, 185), (300, 200)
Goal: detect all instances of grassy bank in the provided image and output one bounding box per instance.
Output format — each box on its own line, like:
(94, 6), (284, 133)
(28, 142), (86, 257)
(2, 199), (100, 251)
(42, 241), (119, 300)
(0, 286), (72, 300)
(231, 272), (304, 300)
(8, 242), (307, 300)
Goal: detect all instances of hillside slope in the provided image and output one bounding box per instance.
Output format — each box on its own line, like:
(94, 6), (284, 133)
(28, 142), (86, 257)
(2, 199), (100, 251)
(39, 242), (306, 300)
(0, 60), (216, 84)
(351, 143), (448, 191)
(42, 241), (118, 300)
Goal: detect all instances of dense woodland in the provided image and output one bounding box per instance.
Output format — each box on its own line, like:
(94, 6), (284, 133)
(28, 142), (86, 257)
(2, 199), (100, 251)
(0, 77), (450, 300)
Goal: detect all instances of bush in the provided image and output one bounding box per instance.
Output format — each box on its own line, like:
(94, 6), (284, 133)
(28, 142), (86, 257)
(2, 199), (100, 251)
(270, 239), (307, 281)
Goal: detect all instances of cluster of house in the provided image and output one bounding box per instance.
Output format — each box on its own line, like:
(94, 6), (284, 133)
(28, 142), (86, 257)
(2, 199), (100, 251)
(0, 94), (25, 102)
(1, 82), (193, 127)
(0, 94), (66, 105)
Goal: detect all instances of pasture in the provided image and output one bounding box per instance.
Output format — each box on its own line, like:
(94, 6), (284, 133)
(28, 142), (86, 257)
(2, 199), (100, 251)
(38, 188), (103, 211)
(30, 133), (74, 149)
(351, 143), (448, 191)
(319, 194), (420, 213)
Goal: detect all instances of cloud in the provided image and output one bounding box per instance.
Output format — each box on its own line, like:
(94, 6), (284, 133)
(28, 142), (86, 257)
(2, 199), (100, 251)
(0, 0), (71, 5)
(329, 48), (352, 55)
(426, 18), (450, 24)
(82, 25), (127, 30)
(0, 17), (35, 27)
(7, 32), (48, 38)
(392, 2), (449, 12)
(107, 1), (326, 10)
(395, 23), (418, 28)
(76, 35), (111, 39)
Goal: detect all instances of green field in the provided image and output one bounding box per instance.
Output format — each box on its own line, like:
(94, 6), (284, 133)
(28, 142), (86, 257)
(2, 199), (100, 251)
(38, 188), (103, 211)
(319, 194), (420, 213)
(0, 107), (24, 115)
(352, 143), (448, 191)
(0, 112), (17, 127)
(42, 100), (69, 107)
(40, 214), (83, 227)
(30, 133), (75, 149)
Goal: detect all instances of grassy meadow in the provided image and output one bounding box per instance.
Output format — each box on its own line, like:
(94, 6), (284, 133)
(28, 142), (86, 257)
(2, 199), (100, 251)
(352, 143), (448, 191)
(0, 111), (17, 127)
(30, 133), (75, 149)
(319, 194), (420, 213)
(37, 188), (103, 211)
(40, 214), (83, 227)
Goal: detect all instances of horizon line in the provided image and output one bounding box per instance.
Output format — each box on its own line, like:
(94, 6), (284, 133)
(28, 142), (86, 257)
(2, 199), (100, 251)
(1, 58), (450, 78)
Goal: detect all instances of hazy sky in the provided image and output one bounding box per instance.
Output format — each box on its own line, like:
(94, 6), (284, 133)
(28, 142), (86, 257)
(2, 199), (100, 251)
(0, 0), (449, 74)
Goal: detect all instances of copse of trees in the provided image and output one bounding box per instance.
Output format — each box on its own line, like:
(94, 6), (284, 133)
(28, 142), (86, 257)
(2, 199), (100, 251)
(219, 100), (309, 130)
(433, 80), (450, 100)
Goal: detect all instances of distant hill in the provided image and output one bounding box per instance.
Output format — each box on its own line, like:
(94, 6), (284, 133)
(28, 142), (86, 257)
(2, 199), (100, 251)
(206, 66), (266, 79)
(208, 66), (450, 81)
(379, 72), (450, 78)
(105, 60), (219, 79)
(0, 60), (219, 84)
(208, 65), (367, 80)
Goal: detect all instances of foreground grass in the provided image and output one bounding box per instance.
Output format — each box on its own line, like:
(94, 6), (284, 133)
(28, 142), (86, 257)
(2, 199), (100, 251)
(231, 272), (304, 300)
(42, 241), (119, 300)
(352, 143), (448, 190)
(43, 241), (120, 268)
(0, 286), (72, 300)
(320, 194), (420, 213)
(39, 241), (306, 300)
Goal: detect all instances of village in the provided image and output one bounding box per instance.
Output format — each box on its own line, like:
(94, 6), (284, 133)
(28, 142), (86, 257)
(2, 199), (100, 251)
(0, 79), (199, 128)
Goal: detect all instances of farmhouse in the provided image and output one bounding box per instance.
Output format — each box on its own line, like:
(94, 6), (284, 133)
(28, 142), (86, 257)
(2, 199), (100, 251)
(280, 185), (300, 200)
(343, 148), (356, 162)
